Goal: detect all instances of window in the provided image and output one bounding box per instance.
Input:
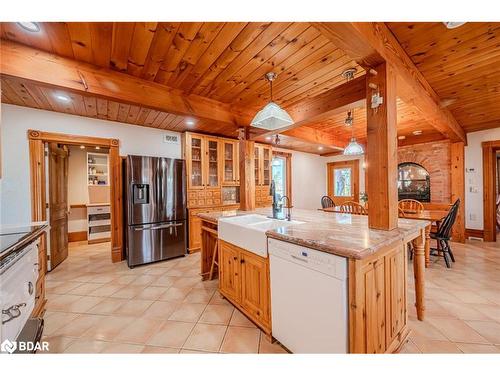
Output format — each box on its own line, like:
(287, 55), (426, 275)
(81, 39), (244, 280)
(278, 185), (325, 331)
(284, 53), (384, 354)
(334, 168), (352, 197)
(271, 152), (291, 203)
(272, 156), (286, 199)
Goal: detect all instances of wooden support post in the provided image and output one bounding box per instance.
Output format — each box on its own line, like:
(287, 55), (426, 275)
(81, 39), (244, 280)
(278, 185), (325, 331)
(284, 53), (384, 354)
(366, 62), (398, 230)
(239, 139), (256, 211)
(451, 141), (466, 243)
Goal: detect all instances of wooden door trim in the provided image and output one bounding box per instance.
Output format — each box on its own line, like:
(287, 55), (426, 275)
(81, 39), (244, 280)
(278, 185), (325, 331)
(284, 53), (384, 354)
(482, 140), (500, 242)
(272, 151), (292, 205)
(327, 159), (360, 202)
(28, 129), (123, 262)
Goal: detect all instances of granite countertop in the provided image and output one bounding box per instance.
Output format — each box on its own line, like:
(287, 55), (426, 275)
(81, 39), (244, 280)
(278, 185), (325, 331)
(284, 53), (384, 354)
(0, 222), (48, 262)
(198, 208), (429, 259)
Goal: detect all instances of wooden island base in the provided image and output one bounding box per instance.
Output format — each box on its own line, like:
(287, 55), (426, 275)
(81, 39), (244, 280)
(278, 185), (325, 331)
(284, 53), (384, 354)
(200, 216), (416, 353)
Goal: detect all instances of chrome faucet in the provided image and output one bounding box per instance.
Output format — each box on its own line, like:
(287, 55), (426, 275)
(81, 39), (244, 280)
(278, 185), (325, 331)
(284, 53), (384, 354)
(280, 195), (292, 221)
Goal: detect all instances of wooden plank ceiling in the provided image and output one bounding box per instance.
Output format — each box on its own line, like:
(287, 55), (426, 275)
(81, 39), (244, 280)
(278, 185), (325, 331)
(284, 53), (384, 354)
(1, 22), (498, 153)
(387, 22), (500, 134)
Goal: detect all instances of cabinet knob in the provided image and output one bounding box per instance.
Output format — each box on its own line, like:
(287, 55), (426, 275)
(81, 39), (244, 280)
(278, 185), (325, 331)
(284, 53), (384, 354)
(240, 259), (245, 264)
(233, 256), (237, 260)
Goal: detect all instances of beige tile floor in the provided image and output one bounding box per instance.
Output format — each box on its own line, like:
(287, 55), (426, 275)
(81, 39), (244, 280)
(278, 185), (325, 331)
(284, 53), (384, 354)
(42, 238), (500, 354)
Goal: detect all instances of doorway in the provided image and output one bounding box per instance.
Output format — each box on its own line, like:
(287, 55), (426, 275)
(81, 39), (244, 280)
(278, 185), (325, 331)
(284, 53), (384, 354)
(272, 151), (292, 203)
(28, 130), (123, 265)
(327, 160), (360, 205)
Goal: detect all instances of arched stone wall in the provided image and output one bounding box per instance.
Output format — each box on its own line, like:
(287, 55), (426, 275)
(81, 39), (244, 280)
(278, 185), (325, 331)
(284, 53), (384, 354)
(398, 140), (451, 203)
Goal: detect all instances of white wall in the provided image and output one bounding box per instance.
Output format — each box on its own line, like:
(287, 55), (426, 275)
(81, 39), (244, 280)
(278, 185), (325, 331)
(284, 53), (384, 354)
(275, 148), (326, 210)
(465, 128), (500, 230)
(0, 104), (182, 226)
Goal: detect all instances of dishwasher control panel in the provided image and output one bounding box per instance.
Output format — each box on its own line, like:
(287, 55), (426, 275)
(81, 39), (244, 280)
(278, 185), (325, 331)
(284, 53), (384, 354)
(268, 238), (347, 280)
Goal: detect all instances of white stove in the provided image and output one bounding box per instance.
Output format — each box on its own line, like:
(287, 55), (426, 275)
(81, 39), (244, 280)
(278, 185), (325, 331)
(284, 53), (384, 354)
(0, 232), (40, 344)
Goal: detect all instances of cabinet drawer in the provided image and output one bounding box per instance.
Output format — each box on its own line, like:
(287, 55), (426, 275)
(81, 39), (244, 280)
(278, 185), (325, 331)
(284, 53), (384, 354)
(88, 205), (110, 214)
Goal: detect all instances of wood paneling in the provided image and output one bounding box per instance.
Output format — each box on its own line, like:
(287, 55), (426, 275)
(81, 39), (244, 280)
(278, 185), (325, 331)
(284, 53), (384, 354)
(366, 63), (398, 230)
(450, 142), (466, 243)
(313, 22), (466, 143)
(387, 22), (500, 134)
(239, 140), (256, 211)
(68, 231), (87, 242)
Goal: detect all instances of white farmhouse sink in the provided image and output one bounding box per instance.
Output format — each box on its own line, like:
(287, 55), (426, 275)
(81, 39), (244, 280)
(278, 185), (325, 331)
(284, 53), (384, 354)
(218, 214), (304, 257)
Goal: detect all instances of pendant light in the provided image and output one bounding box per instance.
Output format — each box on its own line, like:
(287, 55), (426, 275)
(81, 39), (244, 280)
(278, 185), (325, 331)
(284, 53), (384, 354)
(250, 72), (294, 131)
(342, 68), (364, 156)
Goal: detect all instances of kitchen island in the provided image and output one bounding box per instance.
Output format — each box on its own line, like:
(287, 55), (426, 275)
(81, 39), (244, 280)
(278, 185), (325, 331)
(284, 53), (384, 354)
(198, 208), (428, 353)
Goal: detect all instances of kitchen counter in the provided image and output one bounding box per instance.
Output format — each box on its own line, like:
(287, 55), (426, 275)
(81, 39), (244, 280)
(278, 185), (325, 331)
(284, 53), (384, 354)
(198, 208), (429, 260)
(0, 222), (48, 262)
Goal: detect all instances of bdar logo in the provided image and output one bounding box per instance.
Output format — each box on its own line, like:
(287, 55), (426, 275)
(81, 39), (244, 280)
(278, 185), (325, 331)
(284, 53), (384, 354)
(1, 339), (17, 354)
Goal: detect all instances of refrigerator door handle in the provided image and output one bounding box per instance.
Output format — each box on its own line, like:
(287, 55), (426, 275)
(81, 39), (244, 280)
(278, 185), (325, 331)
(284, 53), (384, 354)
(133, 223), (183, 231)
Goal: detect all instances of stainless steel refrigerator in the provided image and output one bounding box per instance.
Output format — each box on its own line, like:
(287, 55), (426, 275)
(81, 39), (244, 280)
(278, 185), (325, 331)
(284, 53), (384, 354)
(125, 155), (187, 267)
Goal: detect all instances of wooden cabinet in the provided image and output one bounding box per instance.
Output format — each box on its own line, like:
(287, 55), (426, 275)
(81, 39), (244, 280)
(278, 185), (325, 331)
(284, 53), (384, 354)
(348, 241), (408, 353)
(254, 144), (273, 207)
(219, 241), (241, 301)
(219, 240), (271, 335)
(222, 140), (239, 185)
(186, 133), (205, 190)
(189, 205), (239, 253)
(186, 133), (221, 190)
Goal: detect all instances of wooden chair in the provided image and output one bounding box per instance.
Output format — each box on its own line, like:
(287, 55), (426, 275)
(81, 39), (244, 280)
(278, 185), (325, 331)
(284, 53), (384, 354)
(430, 199), (460, 268)
(339, 201), (367, 215)
(321, 195), (335, 209)
(398, 207), (406, 217)
(398, 199), (424, 213)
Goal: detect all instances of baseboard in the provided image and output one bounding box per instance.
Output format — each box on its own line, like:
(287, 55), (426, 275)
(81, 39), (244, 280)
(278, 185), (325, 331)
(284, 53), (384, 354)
(68, 231), (87, 242)
(465, 228), (484, 239)
(88, 238), (111, 245)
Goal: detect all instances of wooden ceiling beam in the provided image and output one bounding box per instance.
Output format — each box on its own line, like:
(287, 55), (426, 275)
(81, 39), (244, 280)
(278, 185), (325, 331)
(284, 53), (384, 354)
(247, 75), (366, 139)
(313, 22), (467, 144)
(0, 40), (239, 126)
(282, 126), (347, 150)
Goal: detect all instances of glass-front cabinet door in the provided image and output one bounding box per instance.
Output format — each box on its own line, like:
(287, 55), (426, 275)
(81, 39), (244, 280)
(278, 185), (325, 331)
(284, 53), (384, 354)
(222, 140), (238, 185)
(205, 137), (220, 188)
(262, 147), (271, 186)
(254, 145), (261, 186)
(187, 134), (204, 189)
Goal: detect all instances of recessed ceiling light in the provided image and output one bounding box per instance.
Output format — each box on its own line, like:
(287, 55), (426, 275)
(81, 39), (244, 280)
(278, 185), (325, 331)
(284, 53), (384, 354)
(185, 119), (195, 126)
(443, 22), (466, 29)
(412, 130), (423, 136)
(398, 135), (406, 140)
(17, 22), (40, 32)
(80, 145), (85, 149)
(265, 136), (272, 141)
(54, 93), (71, 103)
(95, 146), (100, 150)
(318, 146), (324, 151)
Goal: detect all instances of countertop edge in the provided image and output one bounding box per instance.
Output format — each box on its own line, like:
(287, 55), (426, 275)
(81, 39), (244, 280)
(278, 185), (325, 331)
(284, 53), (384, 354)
(0, 224), (48, 262)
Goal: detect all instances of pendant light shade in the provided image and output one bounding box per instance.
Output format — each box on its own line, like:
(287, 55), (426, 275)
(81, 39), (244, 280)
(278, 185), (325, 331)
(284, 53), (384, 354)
(343, 137), (364, 156)
(251, 102), (294, 130)
(251, 72), (293, 131)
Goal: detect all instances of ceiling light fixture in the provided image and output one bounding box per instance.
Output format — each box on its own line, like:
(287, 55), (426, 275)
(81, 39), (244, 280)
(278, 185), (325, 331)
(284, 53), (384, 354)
(398, 135), (406, 140)
(17, 22), (40, 32)
(443, 22), (466, 29)
(265, 136), (272, 141)
(54, 93), (71, 103)
(318, 146), (324, 151)
(95, 146), (100, 150)
(341, 68), (364, 156)
(185, 119), (195, 126)
(250, 72), (293, 131)
(80, 145), (86, 149)
(412, 130), (423, 136)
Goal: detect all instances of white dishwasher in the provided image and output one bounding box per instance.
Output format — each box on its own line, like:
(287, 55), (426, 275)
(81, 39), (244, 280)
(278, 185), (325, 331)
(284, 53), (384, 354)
(268, 238), (348, 353)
